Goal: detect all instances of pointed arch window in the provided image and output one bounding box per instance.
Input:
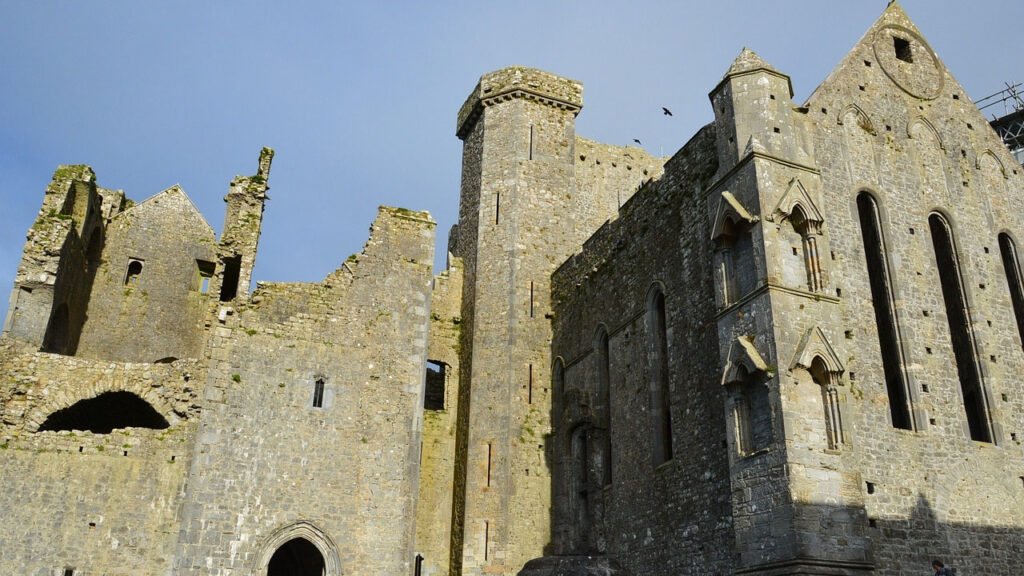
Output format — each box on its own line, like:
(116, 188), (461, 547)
(646, 288), (673, 465)
(998, 233), (1024, 349)
(856, 193), (913, 430)
(595, 327), (612, 486)
(929, 213), (993, 443)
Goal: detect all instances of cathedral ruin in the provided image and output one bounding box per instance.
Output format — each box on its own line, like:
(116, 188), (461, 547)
(2, 3), (1022, 575)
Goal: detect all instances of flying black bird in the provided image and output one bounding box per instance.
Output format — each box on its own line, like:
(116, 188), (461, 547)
(633, 139), (642, 145)
(662, 107), (673, 116)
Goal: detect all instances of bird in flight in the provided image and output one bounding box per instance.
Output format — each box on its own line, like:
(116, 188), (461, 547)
(662, 107), (673, 116)
(633, 139), (642, 145)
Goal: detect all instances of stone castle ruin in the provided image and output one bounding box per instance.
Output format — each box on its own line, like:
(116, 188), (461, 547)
(2, 4), (1022, 575)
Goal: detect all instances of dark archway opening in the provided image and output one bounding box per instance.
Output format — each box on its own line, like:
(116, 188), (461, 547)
(267, 537), (326, 576)
(37, 391), (170, 434)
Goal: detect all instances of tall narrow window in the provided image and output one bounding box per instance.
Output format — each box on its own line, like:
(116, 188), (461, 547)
(312, 378), (325, 408)
(735, 368), (772, 455)
(929, 214), (992, 443)
(596, 328), (612, 486)
(647, 289), (674, 465)
(857, 193), (913, 429)
(424, 360), (446, 410)
(998, 233), (1024, 348)
(570, 426), (590, 548)
(220, 255), (241, 302)
(486, 442), (492, 487)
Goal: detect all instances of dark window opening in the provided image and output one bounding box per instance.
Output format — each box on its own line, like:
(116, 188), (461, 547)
(196, 260), (215, 294)
(267, 537), (325, 576)
(38, 391), (169, 434)
(930, 214), (992, 442)
(312, 378), (325, 408)
(483, 521), (490, 561)
(495, 193), (500, 225)
(424, 361), (446, 410)
(529, 124), (534, 160)
(486, 442), (492, 487)
(571, 426), (590, 548)
(894, 36), (913, 63)
(527, 363), (533, 405)
(857, 193), (913, 429)
(415, 554), (424, 576)
(220, 256), (241, 301)
(124, 259), (143, 285)
(597, 329), (612, 486)
(998, 234), (1024, 349)
(648, 290), (674, 465)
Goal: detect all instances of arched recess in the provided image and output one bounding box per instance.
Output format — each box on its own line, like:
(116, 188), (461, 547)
(36, 391), (170, 434)
(837, 104), (876, 135)
(772, 178), (825, 291)
(256, 521), (341, 576)
(592, 326), (612, 487)
(976, 149), (1008, 180)
(909, 117), (950, 202)
(711, 192), (759, 306)
(721, 336), (773, 457)
(569, 424), (592, 553)
(645, 285), (674, 466)
(791, 327), (846, 450)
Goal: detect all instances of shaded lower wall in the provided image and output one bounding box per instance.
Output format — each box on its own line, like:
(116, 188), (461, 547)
(0, 346), (200, 576)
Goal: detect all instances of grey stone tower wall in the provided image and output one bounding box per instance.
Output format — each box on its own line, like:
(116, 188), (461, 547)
(0, 345), (201, 576)
(171, 206), (435, 576)
(416, 259), (464, 576)
(549, 126), (736, 575)
(450, 67), (584, 576)
(76, 186), (217, 363)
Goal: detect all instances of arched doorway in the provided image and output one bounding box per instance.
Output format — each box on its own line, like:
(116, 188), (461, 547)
(267, 537), (325, 576)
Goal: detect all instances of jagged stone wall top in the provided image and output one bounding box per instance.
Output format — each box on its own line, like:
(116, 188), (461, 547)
(457, 66), (583, 138)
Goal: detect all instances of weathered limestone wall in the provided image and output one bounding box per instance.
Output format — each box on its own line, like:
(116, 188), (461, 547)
(572, 138), (664, 246)
(172, 206), (435, 576)
(550, 125), (736, 575)
(452, 67), (582, 576)
(77, 185), (217, 363)
(4, 166), (108, 354)
(0, 345), (200, 576)
(801, 5), (1024, 573)
(416, 259), (464, 576)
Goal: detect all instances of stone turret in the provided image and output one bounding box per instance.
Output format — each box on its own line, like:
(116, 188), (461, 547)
(449, 67), (582, 576)
(210, 147), (274, 302)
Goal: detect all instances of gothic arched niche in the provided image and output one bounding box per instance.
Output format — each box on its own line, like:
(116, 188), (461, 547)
(267, 537), (326, 576)
(37, 391), (170, 434)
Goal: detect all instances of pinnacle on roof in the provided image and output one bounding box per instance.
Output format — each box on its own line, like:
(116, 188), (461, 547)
(723, 47), (783, 79)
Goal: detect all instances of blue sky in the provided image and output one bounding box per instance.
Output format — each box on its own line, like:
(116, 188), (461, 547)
(2, 1), (1022, 294)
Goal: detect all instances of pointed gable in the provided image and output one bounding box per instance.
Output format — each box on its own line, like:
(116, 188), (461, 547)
(115, 185), (216, 241)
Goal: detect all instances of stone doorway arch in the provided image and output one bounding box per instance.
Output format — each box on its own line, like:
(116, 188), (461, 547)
(257, 521), (341, 576)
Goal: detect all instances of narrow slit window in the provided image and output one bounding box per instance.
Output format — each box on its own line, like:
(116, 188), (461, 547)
(597, 328), (612, 486)
(312, 378), (325, 408)
(483, 521), (490, 561)
(529, 281), (534, 318)
(486, 442), (492, 487)
(998, 233), (1024, 348)
(529, 124), (534, 160)
(857, 193), (913, 430)
(527, 363), (533, 405)
(495, 193), (500, 225)
(219, 255), (241, 302)
(930, 214), (993, 442)
(124, 259), (144, 285)
(647, 289), (674, 465)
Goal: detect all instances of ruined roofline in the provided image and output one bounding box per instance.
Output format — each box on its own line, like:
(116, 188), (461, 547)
(115, 184), (216, 237)
(457, 66), (583, 139)
(709, 47), (794, 101)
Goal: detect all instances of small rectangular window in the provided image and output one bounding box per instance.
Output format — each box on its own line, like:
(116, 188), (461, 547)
(196, 260), (215, 294)
(312, 378), (325, 408)
(894, 36), (913, 63)
(64, 569), (75, 576)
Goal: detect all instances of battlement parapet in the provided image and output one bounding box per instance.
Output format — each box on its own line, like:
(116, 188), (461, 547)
(457, 66), (583, 138)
